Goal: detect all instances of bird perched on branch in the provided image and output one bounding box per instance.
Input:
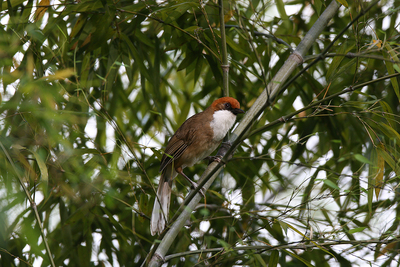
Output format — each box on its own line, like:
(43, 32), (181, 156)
(150, 97), (244, 236)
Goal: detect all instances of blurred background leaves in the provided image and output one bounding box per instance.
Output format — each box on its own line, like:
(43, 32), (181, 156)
(1, 0), (400, 266)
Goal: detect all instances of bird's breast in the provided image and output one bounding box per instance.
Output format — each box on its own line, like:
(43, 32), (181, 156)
(209, 110), (237, 141)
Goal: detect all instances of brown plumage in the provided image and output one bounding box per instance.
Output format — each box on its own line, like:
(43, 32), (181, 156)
(150, 97), (244, 236)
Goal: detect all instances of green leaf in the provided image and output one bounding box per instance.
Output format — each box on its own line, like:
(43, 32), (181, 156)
(377, 146), (398, 175)
(378, 122), (400, 145)
(354, 154), (373, 165)
(158, 2), (198, 24)
(326, 42), (354, 81)
(384, 43), (400, 101)
(225, 35), (250, 57)
(278, 220), (288, 235)
(120, 33), (151, 81)
(348, 227), (366, 234)
(323, 179), (340, 190)
(69, 0), (103, 12)
(275, 0), (288, 19)
(70, 14), (87, 39)
(254, 254), (268, 267)
(283, 249), (315, 267)
(268, 250), (279, 267)
(217, 239), (232, 251)
(313, 0), (322, 16)
(30, 150), (48, 182)
(177, 54), (196, 72)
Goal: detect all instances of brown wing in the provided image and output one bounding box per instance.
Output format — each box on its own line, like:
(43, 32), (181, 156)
(159, 114), (201, 173)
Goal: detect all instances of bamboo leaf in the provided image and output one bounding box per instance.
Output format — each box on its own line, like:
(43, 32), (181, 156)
(354, 154), (373, 165)
(283, 249), (315, 267)
(326, 42), (347, 81)
(383, 43), (400, 101)
(40, 68), (75, 81)
(70, 14), (88, 39)
(374, 144), (385, 199)
(376, 146), (397, 174)
(284, 220), (337, 260)
(368, 149), (376, 213)
(159, 2), (198, 24)
(323, 179), (340, 190)
(376, 242), (398, 259)
(34, 0), (49, 22)
(337, 0), (349, 7)
(225, 35), (250, 57)
(348, 227), (366, 234)
(30, 150), (48, 182)
(268, 250), (279, 267)
(254, 254), (268, 267)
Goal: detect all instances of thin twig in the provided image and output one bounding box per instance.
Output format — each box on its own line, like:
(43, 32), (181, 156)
(304, 52), (400, 63)
(116, 9), (221, 62)
(247, 72), (400, 138)
(165, 239), (393, 261)
(0, 142), (56, 267)
(225, 24), (293, 52)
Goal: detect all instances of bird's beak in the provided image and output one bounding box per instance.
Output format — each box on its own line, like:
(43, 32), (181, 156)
(232, 108), (245, 115)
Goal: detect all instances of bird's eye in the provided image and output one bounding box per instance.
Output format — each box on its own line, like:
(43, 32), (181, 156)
(224, 103), (231, 109)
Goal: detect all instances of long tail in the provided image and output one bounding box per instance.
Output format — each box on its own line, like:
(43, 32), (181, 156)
(150, 166), (174, 236)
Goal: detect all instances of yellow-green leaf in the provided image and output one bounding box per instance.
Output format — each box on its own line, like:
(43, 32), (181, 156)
(40, 68), (75, 81)
(278, 220), (288, 235)
(283, 249), (315, 267)
(70, 14), (88, 39)
(368, 149), (376, 213)
(31, 150), (48, 182)
(377, 146), (398, 175)
(336, 0), (349, 8)
(375, 144), (385, 199)
(384, 43), (400, 101)
(34, 0), (49, 22)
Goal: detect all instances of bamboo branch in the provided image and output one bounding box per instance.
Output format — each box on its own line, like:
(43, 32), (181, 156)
(304, 52), (400, 63)
(146, 1), (343, 266)
(164, 239), (393, 262)
(219, 0), (229, 96)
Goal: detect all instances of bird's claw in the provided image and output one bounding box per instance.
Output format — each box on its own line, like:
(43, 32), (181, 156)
(152, 253), (165, 263)
(206, 155), (224, 165)
(189, 182), (206, 197)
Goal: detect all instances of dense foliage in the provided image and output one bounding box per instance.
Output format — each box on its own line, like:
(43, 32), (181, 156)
(1, 0), (399, 266)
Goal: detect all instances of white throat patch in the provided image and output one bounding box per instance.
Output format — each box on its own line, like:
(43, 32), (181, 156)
(209, 110), (236, 141)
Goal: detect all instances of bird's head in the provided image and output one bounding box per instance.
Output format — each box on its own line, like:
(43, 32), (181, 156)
(211, 97), (245, 115)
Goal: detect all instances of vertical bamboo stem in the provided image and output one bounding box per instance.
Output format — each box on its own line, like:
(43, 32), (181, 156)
(219, 0), (229, 96)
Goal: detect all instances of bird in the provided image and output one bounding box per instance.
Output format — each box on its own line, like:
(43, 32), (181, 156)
(150, 97), (244, 236)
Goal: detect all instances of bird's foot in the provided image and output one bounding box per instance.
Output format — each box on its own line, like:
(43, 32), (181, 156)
(206, 142), (233, 165)
(188, 180), (206, 197)
(205, 155), (223, 165)
(152, 253), (165, 263)
(177, 168), (206, 197)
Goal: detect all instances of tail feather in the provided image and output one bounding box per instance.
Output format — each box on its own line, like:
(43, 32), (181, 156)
(150, 166), (174, 236)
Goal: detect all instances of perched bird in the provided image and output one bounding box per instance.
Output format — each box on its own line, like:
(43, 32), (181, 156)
(150, 97), (244, 236)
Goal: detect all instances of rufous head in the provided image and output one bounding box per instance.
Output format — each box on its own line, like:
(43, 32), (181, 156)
(211, 97), (244, 115)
